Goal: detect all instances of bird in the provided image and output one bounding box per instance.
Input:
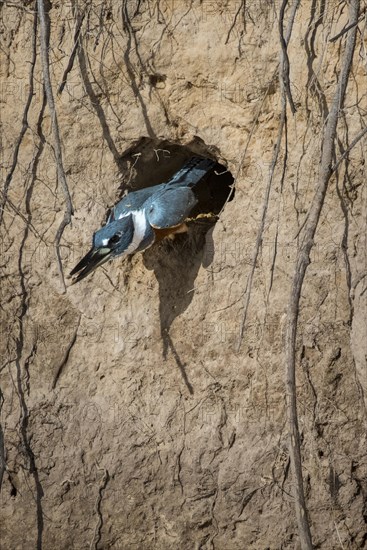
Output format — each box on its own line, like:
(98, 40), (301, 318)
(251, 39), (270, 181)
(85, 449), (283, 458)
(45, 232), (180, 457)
(69, 156), (217, 284)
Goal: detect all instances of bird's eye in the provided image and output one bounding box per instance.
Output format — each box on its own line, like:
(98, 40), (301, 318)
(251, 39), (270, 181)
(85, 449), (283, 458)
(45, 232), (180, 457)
(108, 234), (121, 246)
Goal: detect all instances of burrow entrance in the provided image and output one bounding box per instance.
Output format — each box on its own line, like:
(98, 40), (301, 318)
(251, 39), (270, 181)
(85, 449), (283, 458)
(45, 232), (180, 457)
(112, 135), (234, 222)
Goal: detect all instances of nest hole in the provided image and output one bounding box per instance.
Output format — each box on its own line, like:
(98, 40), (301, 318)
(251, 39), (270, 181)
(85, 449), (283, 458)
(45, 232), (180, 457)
(111, 136), (234, 225)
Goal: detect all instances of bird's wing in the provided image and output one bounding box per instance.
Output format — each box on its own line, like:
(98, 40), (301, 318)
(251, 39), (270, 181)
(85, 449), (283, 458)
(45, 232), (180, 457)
(109, 157), (215, 223)
(147, 186), (197, 229)
(165, 157), (216, 188)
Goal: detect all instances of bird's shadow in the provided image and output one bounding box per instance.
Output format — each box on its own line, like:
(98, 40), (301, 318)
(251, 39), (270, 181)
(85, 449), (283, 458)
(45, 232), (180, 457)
(143, 223), (215, 394)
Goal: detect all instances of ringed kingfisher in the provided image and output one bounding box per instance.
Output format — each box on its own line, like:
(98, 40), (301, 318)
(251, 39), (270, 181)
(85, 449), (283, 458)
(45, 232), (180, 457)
(69, 156), (217, 284)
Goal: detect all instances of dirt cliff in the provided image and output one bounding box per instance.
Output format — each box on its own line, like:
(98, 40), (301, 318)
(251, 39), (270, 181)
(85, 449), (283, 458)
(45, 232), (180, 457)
(1, 1), (366, 549)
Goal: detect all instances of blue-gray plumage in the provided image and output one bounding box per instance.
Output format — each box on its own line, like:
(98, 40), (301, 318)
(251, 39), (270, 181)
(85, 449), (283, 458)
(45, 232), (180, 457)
(108, 157), (215, 221)
(69, 157), (216, 283)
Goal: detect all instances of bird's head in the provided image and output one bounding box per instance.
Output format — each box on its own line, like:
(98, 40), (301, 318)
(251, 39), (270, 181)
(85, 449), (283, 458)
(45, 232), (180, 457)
(69, 215), (134, 284)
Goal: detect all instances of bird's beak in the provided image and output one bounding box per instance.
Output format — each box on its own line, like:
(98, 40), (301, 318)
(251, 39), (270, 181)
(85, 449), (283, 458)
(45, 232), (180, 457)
(68, 247), (112, 284)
